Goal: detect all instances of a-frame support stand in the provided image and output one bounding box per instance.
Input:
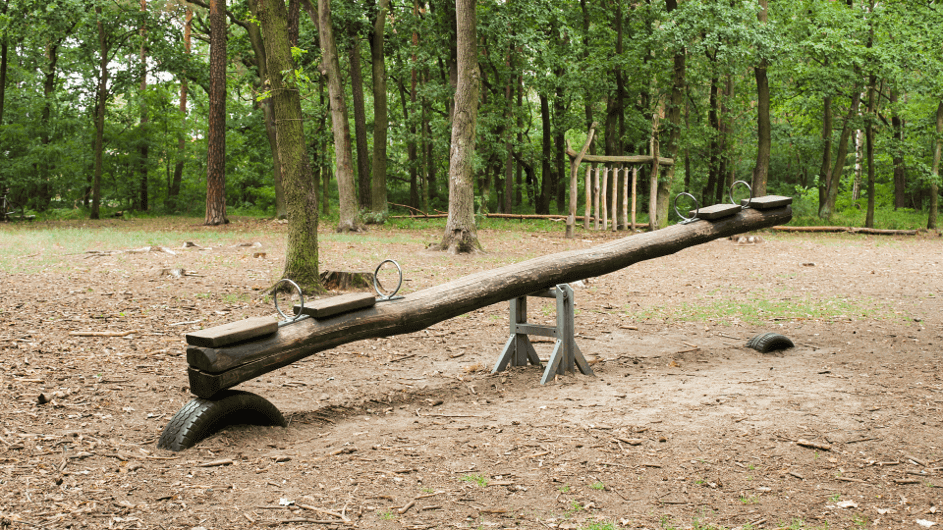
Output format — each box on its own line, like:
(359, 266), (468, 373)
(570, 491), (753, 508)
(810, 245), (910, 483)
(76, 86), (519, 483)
(492, 284), (594, 384)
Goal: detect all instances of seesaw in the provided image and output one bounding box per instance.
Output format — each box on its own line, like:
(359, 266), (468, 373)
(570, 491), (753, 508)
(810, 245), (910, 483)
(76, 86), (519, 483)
(157, 191), (793, 451)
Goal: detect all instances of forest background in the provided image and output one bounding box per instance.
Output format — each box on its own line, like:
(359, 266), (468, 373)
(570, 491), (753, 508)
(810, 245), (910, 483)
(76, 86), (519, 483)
(1, 0), (942, 234)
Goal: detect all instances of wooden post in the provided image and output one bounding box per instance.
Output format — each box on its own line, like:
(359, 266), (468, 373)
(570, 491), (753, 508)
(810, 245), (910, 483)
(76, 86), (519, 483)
(593, 167), (600, 231)
(610, 167), (618, 232)
(601, 167), (609, 231)
(567, 125), (596, 238)
(631, 166), (637, 232)
(649, 121), (660, 230)
(583, 165), (592, 230)
(622, 167), (629, 231)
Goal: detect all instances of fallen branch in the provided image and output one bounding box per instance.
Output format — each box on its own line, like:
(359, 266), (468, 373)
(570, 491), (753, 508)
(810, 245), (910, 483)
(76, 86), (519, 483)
(772, 225), (918, 236)
(298, 504), (350, 522)
(69, 330), (138, 337)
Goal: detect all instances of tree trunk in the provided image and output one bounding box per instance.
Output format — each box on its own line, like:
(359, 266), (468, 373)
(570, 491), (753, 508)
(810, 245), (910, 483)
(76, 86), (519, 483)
(503, 52), (514, 215)
(169, 8), (191, 211)
(567, 125), (595, 238)
(751, 0), (770, 197)
(167, 7), (193, 212)
(817, 96), (833, 209)
(349, 38), (371, 210)
(246, 0), (287, 218)
(657, 1), (685, 228)
(819, 89), (861, 219)
(37, 40), (62, 210)
(399, 79), (418, 208)
(649, 113), (660, 230)
(187, 205), (793, 397)
(319, 0), (360, 232)
(438, 0), (481, 253)
(370, 0), (390, 217)
(516, 73), (524, 205)
(864, 75), (875, 228)
(704, 76), (720, 205)
(205, 0), (229, 225)
(890, 89), (906, 209)
(852, 128), (863, 201)
(257, 0), (321, 292)
(91, 6), (109, 220)
(137, 0), (149, 211)
(553, 87), (566, 214)
(538, 93), (552, 214)
(0, 0), (8, 127)
(928, 101), (942, 230)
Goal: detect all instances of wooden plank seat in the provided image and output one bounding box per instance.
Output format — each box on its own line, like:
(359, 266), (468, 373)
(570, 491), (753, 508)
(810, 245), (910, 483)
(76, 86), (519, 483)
(690, 203), (742, 220)
(293, 292), (376, 319)
(185, 317), (278, 348)
(743, 195), (792, 209)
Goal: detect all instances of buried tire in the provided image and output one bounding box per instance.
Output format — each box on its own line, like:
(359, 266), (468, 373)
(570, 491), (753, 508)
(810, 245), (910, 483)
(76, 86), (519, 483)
(746, 332), (795, 353)
(157, 390), (286, 452)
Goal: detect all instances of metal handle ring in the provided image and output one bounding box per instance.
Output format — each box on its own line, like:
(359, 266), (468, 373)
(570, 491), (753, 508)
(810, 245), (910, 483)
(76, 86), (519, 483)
(374, 259), (404, 301)
(273, 278), (304, 322)
(674, 192), (700, 224)
(729, 180), (753, 208)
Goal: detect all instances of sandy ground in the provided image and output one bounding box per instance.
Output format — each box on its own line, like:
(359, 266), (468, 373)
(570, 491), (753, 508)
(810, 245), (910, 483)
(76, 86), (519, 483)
(1, 220), (941, 530)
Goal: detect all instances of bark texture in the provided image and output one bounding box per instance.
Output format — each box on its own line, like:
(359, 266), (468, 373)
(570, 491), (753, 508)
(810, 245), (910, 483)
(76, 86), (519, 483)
(438, 0), (481, 253)
(819, 89), (861, 219)
(751, 0), (770, 197)
(929, 101), (942, 230)
(257, 0), (321, 292)
(169, 8), (192, 211)
(369, 0), (390, 216)
(319, 0), (361, 232)
(205, 0), (229, 225)
(90, 7), (109, 220)
(349, 38), (371, 210)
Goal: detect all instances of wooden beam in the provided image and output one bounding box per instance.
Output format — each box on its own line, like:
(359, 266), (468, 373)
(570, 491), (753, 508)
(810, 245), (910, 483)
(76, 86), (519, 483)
(187, 205), (792, 398)
(565, 146), (674, 166)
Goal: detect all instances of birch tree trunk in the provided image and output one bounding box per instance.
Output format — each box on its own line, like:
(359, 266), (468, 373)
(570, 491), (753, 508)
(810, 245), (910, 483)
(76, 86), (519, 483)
(928, 101), (942, 230)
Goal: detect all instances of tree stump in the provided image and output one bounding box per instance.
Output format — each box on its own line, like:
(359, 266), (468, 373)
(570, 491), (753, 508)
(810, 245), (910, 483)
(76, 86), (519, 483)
(319, 270), (373, 291)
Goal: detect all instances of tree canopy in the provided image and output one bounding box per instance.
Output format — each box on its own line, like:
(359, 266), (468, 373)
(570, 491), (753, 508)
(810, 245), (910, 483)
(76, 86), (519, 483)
(1, 0), (940, 230)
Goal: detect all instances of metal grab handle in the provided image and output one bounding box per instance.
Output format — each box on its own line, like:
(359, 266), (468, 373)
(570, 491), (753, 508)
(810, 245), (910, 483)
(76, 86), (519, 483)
(374, 259), (404, 301)
(273, 278), (305, 324)
(674, 192), (700, 225)
(729, 180), (753, 209)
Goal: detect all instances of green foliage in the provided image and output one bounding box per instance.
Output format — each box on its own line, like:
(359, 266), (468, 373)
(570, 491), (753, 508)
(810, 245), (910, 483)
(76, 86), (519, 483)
(0, 0), (940, 229)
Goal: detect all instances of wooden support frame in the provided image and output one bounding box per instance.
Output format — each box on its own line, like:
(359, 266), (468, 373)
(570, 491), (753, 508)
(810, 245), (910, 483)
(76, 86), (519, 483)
(492, 284), (593, 384)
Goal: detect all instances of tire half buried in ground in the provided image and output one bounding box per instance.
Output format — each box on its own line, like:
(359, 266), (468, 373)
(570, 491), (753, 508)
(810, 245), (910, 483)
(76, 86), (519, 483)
(746, 332), (795, 353)
(158, 390), (286, 451)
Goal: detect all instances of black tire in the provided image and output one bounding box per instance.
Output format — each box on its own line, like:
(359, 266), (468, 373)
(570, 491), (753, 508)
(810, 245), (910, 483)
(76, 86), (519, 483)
(157, 390), (286, 452)
(746, 332), (795, 353)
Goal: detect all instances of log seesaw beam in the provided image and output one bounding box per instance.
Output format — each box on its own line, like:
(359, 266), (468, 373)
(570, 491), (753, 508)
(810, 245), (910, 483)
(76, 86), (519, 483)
(186, 205), (792, 398)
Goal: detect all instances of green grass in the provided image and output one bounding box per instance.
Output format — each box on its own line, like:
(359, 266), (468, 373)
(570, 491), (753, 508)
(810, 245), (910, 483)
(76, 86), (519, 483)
(460, 473), (488, 487)
(590, 481), (606, 490)
(582, 523), (616, 530)
(788, 203), (931, 231)
(637, 295), (891, 325)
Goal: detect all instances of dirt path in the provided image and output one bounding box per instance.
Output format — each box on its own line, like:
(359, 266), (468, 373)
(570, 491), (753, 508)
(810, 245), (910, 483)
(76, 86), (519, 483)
(1, 221), (941, 530)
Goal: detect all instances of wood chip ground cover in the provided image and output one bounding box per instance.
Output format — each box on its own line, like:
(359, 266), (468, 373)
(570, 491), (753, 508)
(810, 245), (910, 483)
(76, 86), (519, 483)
(0, 219), (941, 530)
